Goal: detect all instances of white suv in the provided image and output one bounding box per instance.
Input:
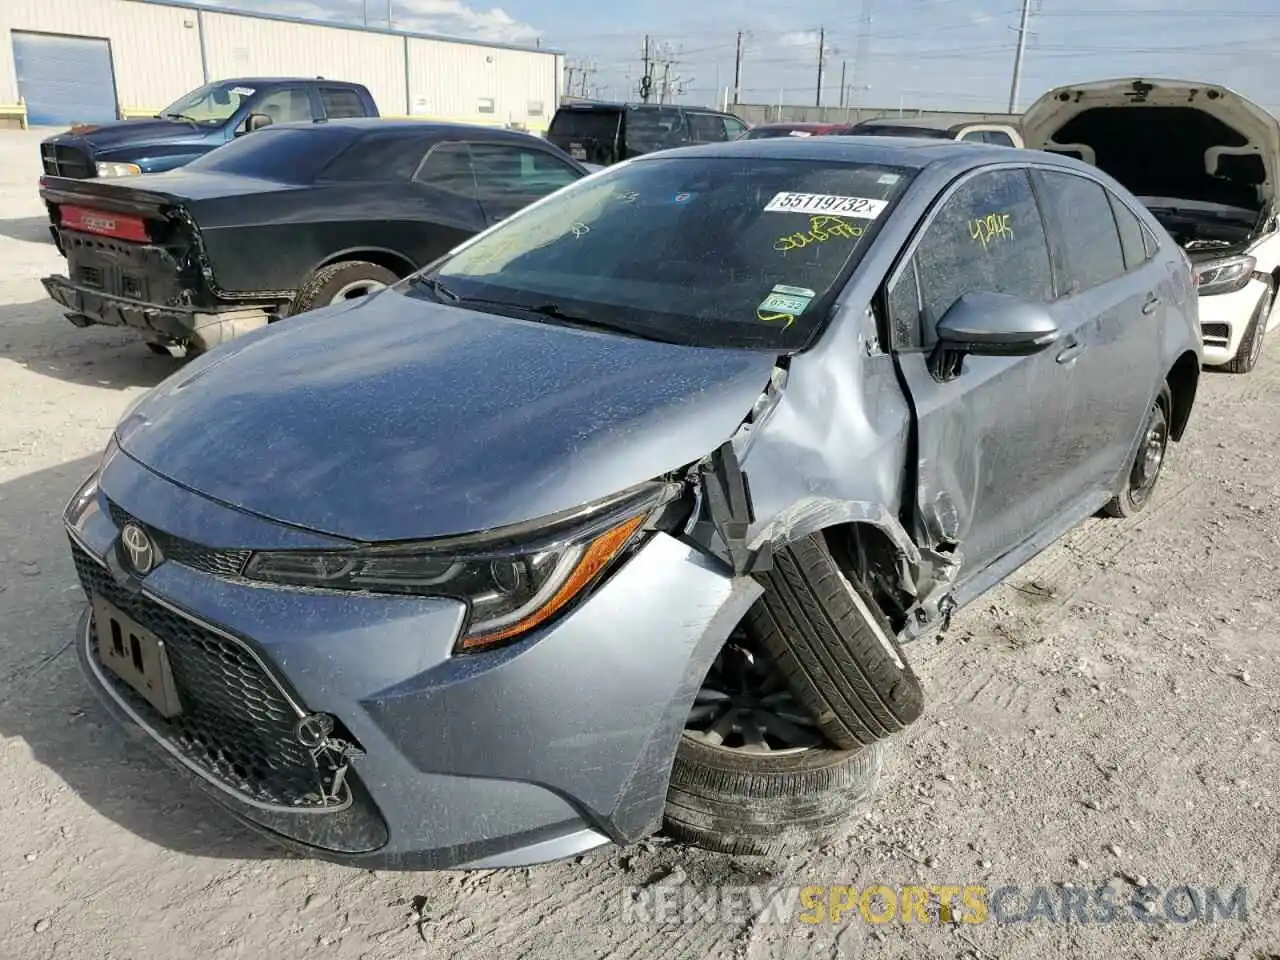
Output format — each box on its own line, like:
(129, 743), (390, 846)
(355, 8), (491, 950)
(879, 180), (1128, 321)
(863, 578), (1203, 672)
(1024, 77), (1279, 373)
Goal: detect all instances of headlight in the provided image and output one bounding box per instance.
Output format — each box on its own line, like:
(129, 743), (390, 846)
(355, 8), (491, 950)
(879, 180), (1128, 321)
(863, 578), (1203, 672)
(95, 161), (142, 177)
(1194, 254), (1256, 296)
(242, 481), (677, 652)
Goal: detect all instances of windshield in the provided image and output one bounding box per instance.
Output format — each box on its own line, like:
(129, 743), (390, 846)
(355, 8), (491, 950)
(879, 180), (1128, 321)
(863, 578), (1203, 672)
(160, 81), (259, 124)
(182, 126), (356, 180)
(416, 154), (916, 350)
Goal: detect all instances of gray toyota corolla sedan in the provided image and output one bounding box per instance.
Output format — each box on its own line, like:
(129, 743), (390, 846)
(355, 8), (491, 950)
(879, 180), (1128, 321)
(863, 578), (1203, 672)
(64, 135), (1202, 868)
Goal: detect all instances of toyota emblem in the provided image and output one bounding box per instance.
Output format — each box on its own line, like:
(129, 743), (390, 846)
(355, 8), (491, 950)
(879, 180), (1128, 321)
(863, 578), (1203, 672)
(119, 522), (156, 576)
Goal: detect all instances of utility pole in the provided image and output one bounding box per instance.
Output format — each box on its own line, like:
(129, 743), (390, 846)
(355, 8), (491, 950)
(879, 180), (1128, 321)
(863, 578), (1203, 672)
(641, 35), (652, 103)
(732, 30), (744, 106)
(1007, 0), (1032, 113)
(386, 0), (392, 28)
(565, 63), (577, 99)
(660, 60), (672, 103)
(815, 27), (826, 107)
(838, 59), (847, 107)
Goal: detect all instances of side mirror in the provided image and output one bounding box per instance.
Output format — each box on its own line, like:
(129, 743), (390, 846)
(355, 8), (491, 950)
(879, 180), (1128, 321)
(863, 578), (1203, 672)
(931, 291), (1059, 379)
(239, 113), (272, 135)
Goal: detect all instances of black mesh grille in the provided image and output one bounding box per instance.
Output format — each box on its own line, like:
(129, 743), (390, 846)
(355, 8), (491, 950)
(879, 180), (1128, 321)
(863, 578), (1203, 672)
(106, 501), (250, 579)
(71, 539), (346, 809)
(1201, 322), (1231, 343)
(41, 142), (94, 178)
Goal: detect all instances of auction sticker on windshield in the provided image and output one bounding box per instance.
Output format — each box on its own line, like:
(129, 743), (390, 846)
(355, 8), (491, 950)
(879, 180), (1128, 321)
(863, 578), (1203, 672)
(764, 192), (888, 218)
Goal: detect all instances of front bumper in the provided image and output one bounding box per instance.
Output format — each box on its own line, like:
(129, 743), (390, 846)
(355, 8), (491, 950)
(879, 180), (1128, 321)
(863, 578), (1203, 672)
(42, 274), (271, 351)
(1198, 278), (1271, 366)
(64, 446), (759, 869)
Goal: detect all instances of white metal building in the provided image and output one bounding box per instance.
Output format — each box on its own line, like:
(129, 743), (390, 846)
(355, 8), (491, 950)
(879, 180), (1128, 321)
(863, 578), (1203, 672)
(0, 0), (564, 130)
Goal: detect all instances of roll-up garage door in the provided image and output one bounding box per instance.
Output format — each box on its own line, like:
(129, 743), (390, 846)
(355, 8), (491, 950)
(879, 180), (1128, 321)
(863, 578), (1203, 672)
(12, 31), (118, 126)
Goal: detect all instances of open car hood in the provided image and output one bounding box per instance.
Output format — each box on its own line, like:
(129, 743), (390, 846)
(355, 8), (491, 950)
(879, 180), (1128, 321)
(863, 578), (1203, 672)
(1022, 78), (1279, 210)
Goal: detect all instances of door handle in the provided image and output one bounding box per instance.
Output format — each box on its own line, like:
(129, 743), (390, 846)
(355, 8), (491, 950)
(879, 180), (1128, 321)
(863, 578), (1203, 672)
(1142, 294), (1160, 315)
(1055, 336), (1084, 364)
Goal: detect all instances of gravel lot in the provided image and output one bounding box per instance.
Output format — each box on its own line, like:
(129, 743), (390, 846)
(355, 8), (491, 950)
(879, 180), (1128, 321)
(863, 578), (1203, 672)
(0, 127), (1277, 960)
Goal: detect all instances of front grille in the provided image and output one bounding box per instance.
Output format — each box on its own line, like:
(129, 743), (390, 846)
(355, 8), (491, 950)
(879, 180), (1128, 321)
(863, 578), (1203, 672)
(106, 501), (251, 579)
(41, 142), (94, 178)
(1201, 321), (1231, 348)
(71, 539), (347, 809)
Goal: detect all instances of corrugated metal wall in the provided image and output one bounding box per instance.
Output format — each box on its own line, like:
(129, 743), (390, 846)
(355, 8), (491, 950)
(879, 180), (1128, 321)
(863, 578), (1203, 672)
(405, 37), (557, 127)
(0, 0), (560, 129)
(200, 11), (406, 116)
(0, 0), (203, 112)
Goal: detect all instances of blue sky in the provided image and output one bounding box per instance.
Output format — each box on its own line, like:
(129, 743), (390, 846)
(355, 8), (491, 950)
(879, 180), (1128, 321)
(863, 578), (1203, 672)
(208, 0), (1280, 113)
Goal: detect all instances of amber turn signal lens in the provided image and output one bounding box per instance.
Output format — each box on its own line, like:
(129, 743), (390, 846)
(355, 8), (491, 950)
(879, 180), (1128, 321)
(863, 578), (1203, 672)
(457, 511), (647, 651)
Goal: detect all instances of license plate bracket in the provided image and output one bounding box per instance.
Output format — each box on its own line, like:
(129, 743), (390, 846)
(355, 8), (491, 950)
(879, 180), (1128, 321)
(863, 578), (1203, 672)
(92, 594), (183, 718)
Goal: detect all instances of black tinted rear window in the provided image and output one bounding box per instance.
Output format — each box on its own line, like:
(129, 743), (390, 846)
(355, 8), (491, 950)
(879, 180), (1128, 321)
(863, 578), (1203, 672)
(549, 109), (621, 140)
(183, 127), (356, 180)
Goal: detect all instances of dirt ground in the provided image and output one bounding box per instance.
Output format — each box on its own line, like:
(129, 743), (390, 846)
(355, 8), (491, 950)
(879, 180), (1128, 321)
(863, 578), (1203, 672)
(0, 127), (1276, 960)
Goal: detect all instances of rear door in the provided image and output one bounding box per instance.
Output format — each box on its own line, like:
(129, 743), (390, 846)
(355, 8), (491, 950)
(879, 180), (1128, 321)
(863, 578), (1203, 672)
(467, 141), (583, 224)
(1031, 167), (1162, 492)
(884, 165), (1086, 584)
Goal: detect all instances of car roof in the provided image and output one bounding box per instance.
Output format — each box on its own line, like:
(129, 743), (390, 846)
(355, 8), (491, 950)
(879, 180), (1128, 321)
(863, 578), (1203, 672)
(753, 121), (851, 130)
(554, 101), (738, 117)
(261, 118), (548, 141)
(215, 77), (366, 87)
(631, 134), (1103, 176)
(854, 116), (997, 132)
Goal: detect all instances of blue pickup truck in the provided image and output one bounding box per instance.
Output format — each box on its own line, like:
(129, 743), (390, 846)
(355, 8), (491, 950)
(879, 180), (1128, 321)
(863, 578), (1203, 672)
(38, 77), (379, 180)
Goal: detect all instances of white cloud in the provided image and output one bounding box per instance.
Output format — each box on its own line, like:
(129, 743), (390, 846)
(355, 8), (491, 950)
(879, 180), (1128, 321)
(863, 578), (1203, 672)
(202, 0), (540, 44)
(968, 11), (992, 23)
(779, 30), (822, 49)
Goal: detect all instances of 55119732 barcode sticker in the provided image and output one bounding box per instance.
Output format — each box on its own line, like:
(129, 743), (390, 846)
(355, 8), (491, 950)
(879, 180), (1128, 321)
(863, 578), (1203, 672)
(763, 192), (889, 218)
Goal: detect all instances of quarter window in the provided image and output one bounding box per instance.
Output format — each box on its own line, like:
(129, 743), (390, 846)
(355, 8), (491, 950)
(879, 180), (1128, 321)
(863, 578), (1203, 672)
(1108, 191), (1149, 271)
(468, 143), (581, 205)
(912, 168), (1054, 345)
(320, 131), (428, 181)
(413, 141), (479, 201)
(1034, 170), (1126, 294)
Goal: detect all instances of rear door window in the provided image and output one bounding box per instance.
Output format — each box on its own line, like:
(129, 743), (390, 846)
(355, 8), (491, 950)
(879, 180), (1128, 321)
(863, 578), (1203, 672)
(1034, 170), (1127, 294)
(319, 87), (368, 119)
(687, 112), (731, 143)
(911, 168), (1055, 345)
(625, 106), (689, 153)
(1108, 192), (1150, 271)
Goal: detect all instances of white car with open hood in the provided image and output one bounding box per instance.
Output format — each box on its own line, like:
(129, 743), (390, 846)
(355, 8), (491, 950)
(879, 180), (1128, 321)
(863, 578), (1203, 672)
(1023, 77), (1280, 373)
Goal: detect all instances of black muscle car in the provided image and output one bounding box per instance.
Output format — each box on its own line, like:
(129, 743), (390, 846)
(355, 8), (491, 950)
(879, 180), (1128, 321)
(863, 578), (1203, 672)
(39, 119), (588, 355)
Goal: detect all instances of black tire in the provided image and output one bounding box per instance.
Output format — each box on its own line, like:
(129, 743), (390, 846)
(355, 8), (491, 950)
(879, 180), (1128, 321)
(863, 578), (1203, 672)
(290, 260), (399, 316)
(1104, 384), (1172, 518)
(1223, 283), (1272, 374)
(745, 533), (925, 750)
(663, 736), (886, 856)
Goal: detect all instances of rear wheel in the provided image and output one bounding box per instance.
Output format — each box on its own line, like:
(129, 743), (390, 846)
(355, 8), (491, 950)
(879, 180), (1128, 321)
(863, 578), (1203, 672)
(663, 640), (885, 856)
(1104, 384), (1171, 518)
(1223, 283), (1272, 375)
(290, 261), (399, 316)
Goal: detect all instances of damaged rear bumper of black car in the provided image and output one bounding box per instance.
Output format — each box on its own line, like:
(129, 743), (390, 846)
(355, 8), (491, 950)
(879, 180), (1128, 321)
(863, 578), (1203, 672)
(42, 274), (273, 352)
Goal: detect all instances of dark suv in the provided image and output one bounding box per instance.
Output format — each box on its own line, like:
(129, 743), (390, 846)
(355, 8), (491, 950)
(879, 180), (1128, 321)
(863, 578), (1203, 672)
(546, 101), (749, 166)
(38, 77), (379, 180)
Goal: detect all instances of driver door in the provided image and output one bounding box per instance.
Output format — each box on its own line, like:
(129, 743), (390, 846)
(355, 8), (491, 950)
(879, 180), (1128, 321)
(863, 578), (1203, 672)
(885, 166), (1087, 591)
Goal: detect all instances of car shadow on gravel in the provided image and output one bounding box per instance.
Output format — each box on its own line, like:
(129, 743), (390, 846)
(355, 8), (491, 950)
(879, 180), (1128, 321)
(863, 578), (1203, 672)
(0, 455), (288, 863)
(0, 216), (53, 244)
(0, 299), (182, 389)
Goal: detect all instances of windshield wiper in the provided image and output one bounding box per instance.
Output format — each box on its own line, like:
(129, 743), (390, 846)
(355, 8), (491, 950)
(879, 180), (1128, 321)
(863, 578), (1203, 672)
(440, 293), (668, 342)
(160, 112), (201, 123)
(409, 275), (461, 302)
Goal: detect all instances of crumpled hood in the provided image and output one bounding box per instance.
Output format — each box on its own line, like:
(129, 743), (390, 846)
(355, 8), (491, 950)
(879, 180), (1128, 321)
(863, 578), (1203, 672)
(116, 290), (778, 542)
(1022, 78), (1279, 208)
